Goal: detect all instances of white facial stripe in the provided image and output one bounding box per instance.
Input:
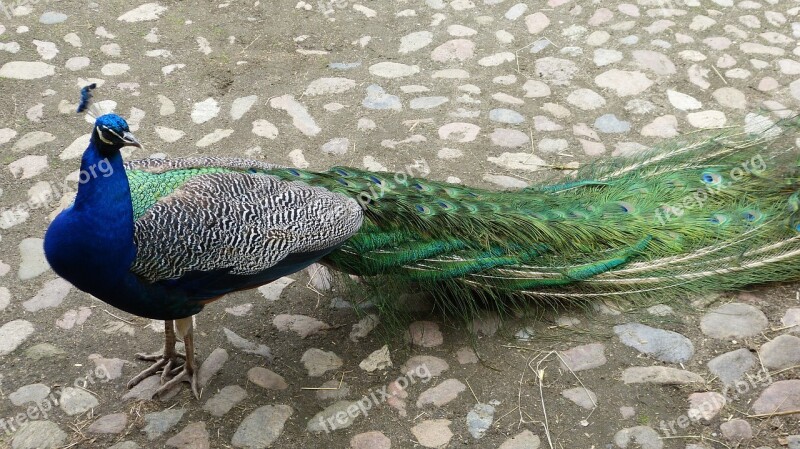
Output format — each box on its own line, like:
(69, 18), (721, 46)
(104, 127), (124, 140)
(95, 126), (114, 144)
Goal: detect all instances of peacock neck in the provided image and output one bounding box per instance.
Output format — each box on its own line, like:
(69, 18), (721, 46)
(44, 139), (137, 299)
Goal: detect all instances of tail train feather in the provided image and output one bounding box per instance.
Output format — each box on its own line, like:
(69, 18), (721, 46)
(267, 116), (800, 308)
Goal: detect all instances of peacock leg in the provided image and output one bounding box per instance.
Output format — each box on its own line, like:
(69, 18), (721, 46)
(154, 317), (199, 399)
(126, 320), (186, 389)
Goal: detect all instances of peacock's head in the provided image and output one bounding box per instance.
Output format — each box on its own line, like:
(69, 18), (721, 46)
(92, 113), (141, 154)
(78, 83), (141, 154)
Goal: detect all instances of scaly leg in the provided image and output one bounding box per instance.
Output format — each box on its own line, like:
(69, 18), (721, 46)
(127, 320), (186, 389)
(154, 317), (199, 399)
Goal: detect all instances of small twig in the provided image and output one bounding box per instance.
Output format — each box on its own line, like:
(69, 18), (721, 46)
(658, 435), (731, 449)
(747, 409), (800, 418)
(465, 378), (480, 404)
(711, 65), (728, 85)
(241, 35), (261, 53)
(102, 308), (135, 325)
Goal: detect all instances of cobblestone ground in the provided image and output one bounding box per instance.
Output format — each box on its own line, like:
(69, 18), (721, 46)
(1, 0), (800, 448)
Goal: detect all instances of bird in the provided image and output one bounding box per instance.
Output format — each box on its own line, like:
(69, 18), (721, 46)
(45, 85), (800, 398)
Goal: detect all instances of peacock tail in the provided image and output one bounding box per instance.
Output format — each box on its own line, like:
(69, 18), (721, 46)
(259, 117), (800, 311)
(115, 117), (800, 317)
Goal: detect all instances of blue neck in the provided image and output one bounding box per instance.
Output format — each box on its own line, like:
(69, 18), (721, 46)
(44, 138), (137, 300)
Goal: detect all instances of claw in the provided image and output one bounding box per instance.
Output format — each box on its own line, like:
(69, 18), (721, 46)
(128, 318), (200, 399)
(156, 365), (200, 399)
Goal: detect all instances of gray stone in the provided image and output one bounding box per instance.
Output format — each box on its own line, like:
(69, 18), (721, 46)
(12, 421), (67, 449)
(788, 435), (800, 449)
(752, 380), (800, 414)
(647, 305), (674, 316)
(614, 323), (694, 363)
(561, 387), (597, 409)
(701, 303), (768, 339)
(0, 320), (35, 356)
(122, 375), (161, 401)
(18, 238), (49, 280)
(248, 367), (288, 390)
(203, 385), (247, 417)
(88, 413), (127, 434)
(315, 379), (351, 401)
(410, 419), (453, 448)
(688, 392), (725, 421)
(416, 379), (466, 407)
(359, 345), (392, 372)
(274, 314), (330, 338)
(622, 367), (704, 385)
(363, 85), (402, 110)
(231, 405), (292, 447)
(560, 343), (607, 371)
(466, 403), (495, 439)
(0, 61), (56, 80)
(39, 12), (68, 24)
(320, 138), (350, 155)
(410, 96), (449, 109)
(24, 343), (64, 361)
(23, 278), (71, 312)
(407, 321), (444, 347)
(307, 401), (361, 432)
(350, 431), (390, 449)
(498, 430), (541, 449)
(613, 426), (663, 449)
(142, 408), (185, 440)
(781, 308), (800, 333)
(469, 312), (501, 336)
(197, 347), (228, 388)
(595, 114), (632, 133)
(761, 334), (800, 370)
(166, 422), (209, 449)
(108, 442), (140, 449)
(301, 348), (343, 377)
(720, 418), (752, 442)
(400, 355), (450, 377)
(489, 108), (525, 124)
(9, 383), (50, 405)
(534, 57), (578, 85)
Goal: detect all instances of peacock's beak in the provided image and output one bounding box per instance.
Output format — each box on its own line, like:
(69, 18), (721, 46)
(122, 131), (142, 148)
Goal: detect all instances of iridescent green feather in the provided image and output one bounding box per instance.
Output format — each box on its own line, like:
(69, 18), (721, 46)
(268, 117), (800, 312)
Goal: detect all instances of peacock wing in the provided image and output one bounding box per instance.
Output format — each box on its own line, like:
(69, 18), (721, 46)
(128, 169), (363, 286)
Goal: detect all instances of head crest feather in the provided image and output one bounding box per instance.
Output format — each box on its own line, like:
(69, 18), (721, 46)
(77, 83), (104, 118)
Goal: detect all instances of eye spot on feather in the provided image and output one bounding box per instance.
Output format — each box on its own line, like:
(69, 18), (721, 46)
(415, 204), (432, 214)
(336, 178), (349, 186)
(334, 168), (349, 176)
(618, 201), (634, 213)
(743, 210), (762, 222)
(368, 175), (383, 185)
(710, 214), (728, 225)
(701, 172), (723, 185)
(287, 169), (301, 176)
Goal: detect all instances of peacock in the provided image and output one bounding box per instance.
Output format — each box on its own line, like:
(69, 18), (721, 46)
(44, 85), (800, 398)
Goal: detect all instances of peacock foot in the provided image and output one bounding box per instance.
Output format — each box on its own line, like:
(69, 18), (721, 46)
(126, 349), (186, 389)
(127, 319), (186, 391)
(155, 364), (199, 399)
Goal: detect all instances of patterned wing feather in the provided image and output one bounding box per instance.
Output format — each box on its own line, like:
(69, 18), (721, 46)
(130, 171), (363, 283)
